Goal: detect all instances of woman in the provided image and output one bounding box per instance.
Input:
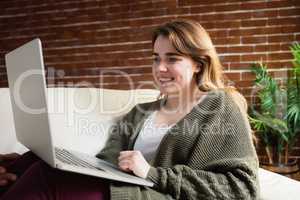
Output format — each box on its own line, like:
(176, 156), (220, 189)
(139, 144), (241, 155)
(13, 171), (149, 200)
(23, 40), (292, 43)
(0, 19), (260, 199)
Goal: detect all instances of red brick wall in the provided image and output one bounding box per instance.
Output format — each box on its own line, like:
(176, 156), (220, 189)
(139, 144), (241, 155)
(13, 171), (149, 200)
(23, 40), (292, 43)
(1, 0), (299, 91)
(1, 1), (300, 157)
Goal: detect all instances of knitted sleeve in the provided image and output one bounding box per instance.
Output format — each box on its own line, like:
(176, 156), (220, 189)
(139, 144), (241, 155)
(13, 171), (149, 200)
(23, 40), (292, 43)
(146, 92), (260, 200)
(96, 107), (137, 166)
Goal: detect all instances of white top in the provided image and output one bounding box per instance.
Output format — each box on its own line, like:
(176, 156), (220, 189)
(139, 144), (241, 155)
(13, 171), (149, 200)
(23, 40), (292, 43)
(133, 111), (174, 162)
(133, 95), (207, 162)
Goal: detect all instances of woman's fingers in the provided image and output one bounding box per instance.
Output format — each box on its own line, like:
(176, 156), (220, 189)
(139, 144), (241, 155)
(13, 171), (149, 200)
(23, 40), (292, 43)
(118, 151), (134, 159)
(118, 159), (132, 171)
(3, 153), (20, 160)
(119, 159), (132, 166)
(118, 153), (133, 162)
(118, 151), (139, 166)
(118, 151), (150, 178)
(0, 173), (17, 181)
(0, 167), (17, 187)
(0, 166), (6, 173)
(0, 179), (8, 186)
(0, 153), (20, 162)
(0, 154), (20, 187)
(0, 173), (17, 186)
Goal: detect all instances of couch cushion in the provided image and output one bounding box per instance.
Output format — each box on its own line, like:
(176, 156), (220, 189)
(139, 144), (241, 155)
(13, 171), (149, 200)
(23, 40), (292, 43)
(258, 168), (300, 200)
(0, 88), (22, 153)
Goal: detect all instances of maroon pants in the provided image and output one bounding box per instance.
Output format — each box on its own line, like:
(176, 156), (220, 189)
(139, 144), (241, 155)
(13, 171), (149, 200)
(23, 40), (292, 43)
(0, 151), (110, 200)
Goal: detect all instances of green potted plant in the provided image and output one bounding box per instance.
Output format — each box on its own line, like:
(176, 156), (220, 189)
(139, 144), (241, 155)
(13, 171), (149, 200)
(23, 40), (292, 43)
(249, 42), (300, 175)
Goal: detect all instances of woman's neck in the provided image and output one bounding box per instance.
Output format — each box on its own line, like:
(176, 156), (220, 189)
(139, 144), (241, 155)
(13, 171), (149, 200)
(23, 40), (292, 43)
(163, 87), (205, 113)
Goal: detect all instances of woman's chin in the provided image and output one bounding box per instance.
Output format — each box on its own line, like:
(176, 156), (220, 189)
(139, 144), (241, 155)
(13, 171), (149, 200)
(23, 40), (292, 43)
(159, 87), (179, 96)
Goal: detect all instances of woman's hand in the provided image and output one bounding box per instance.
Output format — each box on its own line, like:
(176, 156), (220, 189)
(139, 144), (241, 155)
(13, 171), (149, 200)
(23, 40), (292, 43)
(118, 151), (150, 179)
(0, 153), (20, 186)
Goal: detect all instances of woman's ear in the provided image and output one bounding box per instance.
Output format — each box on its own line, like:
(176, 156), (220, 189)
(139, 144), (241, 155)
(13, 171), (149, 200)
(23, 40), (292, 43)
(195, 63), (202, 73)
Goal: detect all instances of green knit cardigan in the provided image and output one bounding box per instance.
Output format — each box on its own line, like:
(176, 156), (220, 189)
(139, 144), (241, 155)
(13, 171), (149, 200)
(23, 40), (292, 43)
(96, 90), (260, 200)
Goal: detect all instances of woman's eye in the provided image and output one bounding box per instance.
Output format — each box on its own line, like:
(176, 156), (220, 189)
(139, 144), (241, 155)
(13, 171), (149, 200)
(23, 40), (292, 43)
(153, 57), (160, 63)
(167, 57), (179, 63)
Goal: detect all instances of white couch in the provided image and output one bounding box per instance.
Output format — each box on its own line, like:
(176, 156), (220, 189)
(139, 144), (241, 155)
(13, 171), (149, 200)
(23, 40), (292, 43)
(0, 87), (299, 200)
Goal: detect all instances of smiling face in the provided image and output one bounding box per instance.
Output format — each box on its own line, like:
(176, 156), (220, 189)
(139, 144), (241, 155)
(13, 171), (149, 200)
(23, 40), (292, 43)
(152, 36), (200, 96)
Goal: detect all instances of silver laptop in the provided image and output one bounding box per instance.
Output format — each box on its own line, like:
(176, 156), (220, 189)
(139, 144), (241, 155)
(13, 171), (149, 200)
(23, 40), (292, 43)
(5, 38), (153, 187)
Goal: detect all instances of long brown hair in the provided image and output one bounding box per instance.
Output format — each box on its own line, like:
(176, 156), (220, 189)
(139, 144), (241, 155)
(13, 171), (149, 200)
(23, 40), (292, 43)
(152, 19), (248, 114)
(152, 19), (224, 92)
(152, 19), (258, 143)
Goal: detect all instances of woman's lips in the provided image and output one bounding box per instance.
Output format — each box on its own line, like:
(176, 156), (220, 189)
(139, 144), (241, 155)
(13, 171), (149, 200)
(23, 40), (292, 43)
(159, 77), (175, 85)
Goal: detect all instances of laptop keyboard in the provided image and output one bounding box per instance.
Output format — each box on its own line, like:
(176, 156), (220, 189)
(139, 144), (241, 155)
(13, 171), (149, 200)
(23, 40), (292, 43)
(55, 147), (102, 171)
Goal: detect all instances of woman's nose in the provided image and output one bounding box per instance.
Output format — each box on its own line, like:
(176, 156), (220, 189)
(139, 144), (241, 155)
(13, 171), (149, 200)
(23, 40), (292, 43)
(158, 62), (168, 72)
